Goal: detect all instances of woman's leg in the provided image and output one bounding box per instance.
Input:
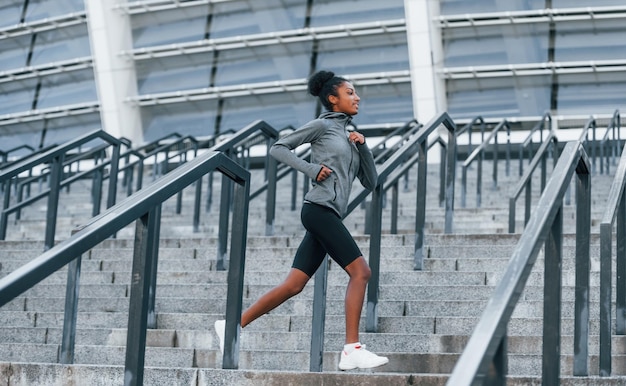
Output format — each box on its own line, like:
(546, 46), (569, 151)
(343, 256), (371, 343)
(241, 268), (310, 328)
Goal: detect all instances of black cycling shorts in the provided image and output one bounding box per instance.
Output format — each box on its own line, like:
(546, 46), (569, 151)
(292, 203), (363, 277)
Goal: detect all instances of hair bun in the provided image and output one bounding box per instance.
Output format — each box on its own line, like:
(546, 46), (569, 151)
(308, 70), (335, 97)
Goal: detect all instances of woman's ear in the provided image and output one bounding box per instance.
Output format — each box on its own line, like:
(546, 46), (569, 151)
(327, 94), (338, 107)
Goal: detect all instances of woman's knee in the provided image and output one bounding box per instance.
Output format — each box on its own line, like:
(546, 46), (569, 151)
(346, 257), (371, 282)
(280, 269), (309, 296)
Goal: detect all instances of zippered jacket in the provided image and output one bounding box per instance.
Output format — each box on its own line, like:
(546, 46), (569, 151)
(269, 111), (378, 218)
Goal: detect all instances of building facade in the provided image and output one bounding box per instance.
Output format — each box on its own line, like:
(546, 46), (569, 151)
(0, 0), (624, 150)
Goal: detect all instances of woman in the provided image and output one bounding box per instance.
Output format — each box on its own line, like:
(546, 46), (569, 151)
(216, 70), (388, 370)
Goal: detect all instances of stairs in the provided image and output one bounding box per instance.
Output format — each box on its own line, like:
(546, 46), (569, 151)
(1, 160), (625, 385)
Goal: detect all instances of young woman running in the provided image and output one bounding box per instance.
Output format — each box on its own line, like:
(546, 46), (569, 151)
(216, 70), (388, 370)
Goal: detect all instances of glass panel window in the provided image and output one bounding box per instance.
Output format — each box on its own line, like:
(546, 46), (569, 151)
(24, 0), (84, 22)
(440, 0), (545, 15)
(0, 35), (30, 71)
(446, 76), (551, 118)
(0, 87), (36, 115)
(132, 6), (210, 48)
(443, 24), (549, 67)
(30, 24), (91, 65)
(141, 101), (220, 142)
(310, 0), (405, 27)
(41, 113), (102, 147)
(555, 20), (626, 62)
(553, 0), (626, 7)
(557, 73), (626, 116)
(0, 2), (23, 28)
(352, 83), (414, 125)
(210, 0), (306, 39)
(36, 70), (98, 109)
(136, 55), (213, 95)
(316, 32), (409, 75)
(215, 43), (312, 86)
(221, 91), (315, 132)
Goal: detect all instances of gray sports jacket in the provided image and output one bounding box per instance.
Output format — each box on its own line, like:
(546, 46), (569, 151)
(269, 111), (378, 218)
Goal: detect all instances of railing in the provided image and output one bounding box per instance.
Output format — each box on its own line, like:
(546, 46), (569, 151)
(508, 130), (558, 233)
(447, 141), (591, 385)
(0, 150), (251, 386)
(457, 117), (485, 208)
(461, 119), (511, 208)
(308, 112), (457, 372)
(13, 143), (110, 221)
(0, 144), (35, 166)
(0, 129), (123, 249)
(599, 123), (626, 376)
(599, 110), (621, 175)
(517, 112), (551, 176)
(198, 120), (279, 269)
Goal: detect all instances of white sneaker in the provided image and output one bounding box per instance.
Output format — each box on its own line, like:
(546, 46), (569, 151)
(214, 319), (225, 354)
(338, 344), (389, 370)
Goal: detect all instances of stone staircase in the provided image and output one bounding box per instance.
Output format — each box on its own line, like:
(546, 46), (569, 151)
(1, 159), (625, 385)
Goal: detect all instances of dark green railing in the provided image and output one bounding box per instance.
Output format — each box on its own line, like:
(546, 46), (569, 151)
(0, 150), (251, 386)
(448, 140), (591, 385)
(508, 130), (558, 233)
(0, 129), (123, 249)
(461, 118), (511, 208)
(599, 110), (625, 376)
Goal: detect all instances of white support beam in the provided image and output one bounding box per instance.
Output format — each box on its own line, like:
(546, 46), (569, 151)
(85, 0), (143, 144)
(404, 0), (445, 122)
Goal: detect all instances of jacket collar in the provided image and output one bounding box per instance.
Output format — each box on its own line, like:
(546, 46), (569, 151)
(318, 111), (353, 126)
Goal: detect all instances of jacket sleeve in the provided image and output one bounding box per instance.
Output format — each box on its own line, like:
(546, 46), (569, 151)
(269, 121), (325, 180)
(355, 142), (378, 191)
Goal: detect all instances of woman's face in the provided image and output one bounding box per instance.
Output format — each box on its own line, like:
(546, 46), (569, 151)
(330, 81), (360, 116)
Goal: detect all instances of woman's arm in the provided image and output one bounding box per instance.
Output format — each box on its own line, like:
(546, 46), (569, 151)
(269, 121), (325, 180)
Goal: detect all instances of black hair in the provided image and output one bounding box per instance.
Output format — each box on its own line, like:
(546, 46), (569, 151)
(307, 70), (347, 111)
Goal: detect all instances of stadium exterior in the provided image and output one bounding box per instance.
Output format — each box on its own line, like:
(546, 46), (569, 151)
(1, 0), (625, 150)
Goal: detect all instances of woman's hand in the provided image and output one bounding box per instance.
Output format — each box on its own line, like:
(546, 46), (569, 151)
(348, 131), (365, 145)
(316, 165), (332, 181)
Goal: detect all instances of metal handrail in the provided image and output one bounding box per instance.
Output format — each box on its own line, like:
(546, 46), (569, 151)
(461, 119), (511, 208)
(578, 116), (598, 173)
(0, 150), (250, 386)
(0, 144), (35, 165)
(448, 141), (591, 385)
(508, 131), (558, 233)
(309, 112), (457, 372)
(0, 129), (122, 249)
(598, 117), (625, 376)
(198, 120), (279, 269)
(518, 112), (551, 176)
(457, 116), (485, 207)
(599, 110), (621, 174)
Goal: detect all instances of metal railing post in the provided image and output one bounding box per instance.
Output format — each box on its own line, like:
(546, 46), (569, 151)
(366, 183), (384, 332)
(573, 161), (591, 376)
(123, 206), (161, 386)
(60, 227), (83, 364)
(542, 205), (563, 385)
(222, 173), (250, 369)
(310, 256), (329, 372)
(217, 171), (232, 271)
(413, 140), (428, 270)
(45, 154), (65, 250)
